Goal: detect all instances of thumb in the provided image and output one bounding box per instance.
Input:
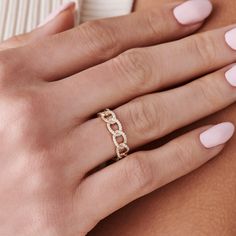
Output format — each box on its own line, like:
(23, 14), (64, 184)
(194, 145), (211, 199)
(0, 1), (76, 50)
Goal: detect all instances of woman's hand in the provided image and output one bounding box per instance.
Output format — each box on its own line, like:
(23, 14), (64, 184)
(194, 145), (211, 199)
(1, 0), (236, 235)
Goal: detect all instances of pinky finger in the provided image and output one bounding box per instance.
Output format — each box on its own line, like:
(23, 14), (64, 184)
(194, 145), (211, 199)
(77, 122), (235, 221)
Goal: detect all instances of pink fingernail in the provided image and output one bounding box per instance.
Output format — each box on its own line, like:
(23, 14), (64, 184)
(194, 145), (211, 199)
(225, 28), (236, 50)
(225, 65), (236, 87)
(173, 0), (213, 25)
(200, 122), (235, 148)
(38, 1), (75, 27)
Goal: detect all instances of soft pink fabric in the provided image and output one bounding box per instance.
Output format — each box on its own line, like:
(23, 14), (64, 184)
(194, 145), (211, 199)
(200, 122), (235, 149)
(173, 0), (213, 25)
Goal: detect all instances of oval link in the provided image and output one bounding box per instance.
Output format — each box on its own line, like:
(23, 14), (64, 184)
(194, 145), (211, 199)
(112, 130), (128, 147)
(98, 109), (116, 123)
(116, 143), (130, 161)
(107, 120), (122, 135)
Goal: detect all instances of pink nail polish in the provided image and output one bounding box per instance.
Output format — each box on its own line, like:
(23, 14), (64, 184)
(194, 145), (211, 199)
(225, 28), (236, 50)
(200, 122), (235, 148)
(173, 0), (213, 25)
(38, 1), (75, 27)
(225, 65), (236, 87)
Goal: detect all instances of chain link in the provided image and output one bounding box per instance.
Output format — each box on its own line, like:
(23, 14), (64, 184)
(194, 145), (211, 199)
(98, 109), (130, 161)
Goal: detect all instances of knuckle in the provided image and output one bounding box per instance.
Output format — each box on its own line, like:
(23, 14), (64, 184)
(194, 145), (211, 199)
(172, 140), (195, 172)
(79, 20), (119, 59)
(112, 49), (153, 93)
(190, 33), (218, 67)
(124, 154), (154, 192)
(6, 91), (43, 140)
(145, 8), (166, 38)
(125, 97), (162, 138)
(193, 77), (224, 109)
(14, 93), (39, 119)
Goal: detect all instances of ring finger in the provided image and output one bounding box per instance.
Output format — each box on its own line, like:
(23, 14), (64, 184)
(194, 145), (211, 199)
(56, 24), (236, 119)
(68, 64), (236, 173)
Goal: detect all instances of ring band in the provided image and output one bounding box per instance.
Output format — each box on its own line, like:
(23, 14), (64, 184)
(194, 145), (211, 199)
(98, 109), (130, 161)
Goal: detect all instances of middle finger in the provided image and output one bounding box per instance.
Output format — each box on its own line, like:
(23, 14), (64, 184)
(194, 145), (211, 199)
(55, 25), (236, 120)
(10, 1), (205, 81)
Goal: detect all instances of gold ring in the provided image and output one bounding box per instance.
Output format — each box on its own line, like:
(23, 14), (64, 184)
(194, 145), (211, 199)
(98, 109), (130, 161)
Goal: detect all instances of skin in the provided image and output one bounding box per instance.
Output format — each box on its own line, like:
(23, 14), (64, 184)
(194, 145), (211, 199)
(1, 1), (236, 235)
(89, 0), (236, 235)
(0, 4), (75, 50)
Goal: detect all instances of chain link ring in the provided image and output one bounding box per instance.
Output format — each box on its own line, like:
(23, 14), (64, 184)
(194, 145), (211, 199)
(98, 109), (130, 161)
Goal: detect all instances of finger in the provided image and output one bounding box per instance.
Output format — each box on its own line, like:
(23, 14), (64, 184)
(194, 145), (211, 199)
(37, 1), (76, 32)
(76, 123), (234, 221)
(58, 24), (236, 119)
(12, 0), (212, 81)
(68, 64), (236, 172)
(0, 1), (75, 50)
(134, 0), (159, 11)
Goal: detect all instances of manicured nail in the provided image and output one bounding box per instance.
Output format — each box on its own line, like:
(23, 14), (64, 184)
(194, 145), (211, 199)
(225, 65), (236, 87)
(225, 28), (236, 50)
(200, 122), (235, 148)
(173, 0), (213, 25)
(38, 1), (75, 27)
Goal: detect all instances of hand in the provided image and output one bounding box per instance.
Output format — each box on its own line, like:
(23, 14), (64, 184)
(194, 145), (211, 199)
(1, 1), (236, 235)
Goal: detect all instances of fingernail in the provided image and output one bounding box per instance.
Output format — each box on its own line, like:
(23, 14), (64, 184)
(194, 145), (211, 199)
(173, 0), (213, 25)
(225, 65), (236, 87)
(200, 122), (235, 148)
(225, 28), (236, 50)
(38, 1), (76, 27)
